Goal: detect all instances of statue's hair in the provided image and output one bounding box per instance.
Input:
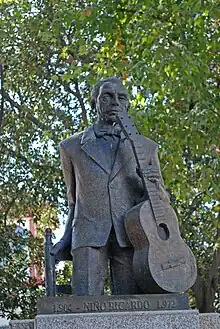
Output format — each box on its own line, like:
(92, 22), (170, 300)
(90, 77), (126, 109)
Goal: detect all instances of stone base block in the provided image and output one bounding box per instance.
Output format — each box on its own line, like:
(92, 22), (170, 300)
(35, 310), (200, 329)
(9, 310), (220, 329)
(9, 319), (34, 329)
(199, 313), (220, 329)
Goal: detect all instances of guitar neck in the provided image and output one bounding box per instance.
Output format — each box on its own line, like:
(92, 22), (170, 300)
(116, 113), (165, 225)
(130, 139), (165, 224)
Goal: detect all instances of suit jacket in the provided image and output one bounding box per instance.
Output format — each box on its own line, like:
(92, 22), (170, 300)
(59, 124), (162, 250)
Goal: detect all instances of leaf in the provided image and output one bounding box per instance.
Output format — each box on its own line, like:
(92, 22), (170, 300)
(51, 75), (59, 81)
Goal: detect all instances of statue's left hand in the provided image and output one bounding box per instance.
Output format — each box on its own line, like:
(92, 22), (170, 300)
(136, 166), (170, 204)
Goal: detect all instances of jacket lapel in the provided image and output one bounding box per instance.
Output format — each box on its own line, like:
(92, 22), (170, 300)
(81, 125), (111, 174)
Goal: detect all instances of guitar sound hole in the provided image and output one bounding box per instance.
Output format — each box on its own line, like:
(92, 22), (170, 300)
(158, 223), (170, 241)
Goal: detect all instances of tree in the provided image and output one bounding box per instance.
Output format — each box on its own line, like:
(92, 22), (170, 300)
(0, 224), (42, 320)
(0, 204), (58, 320)
(0, 0), (219, 317)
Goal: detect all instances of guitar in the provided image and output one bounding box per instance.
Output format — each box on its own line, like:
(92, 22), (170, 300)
(116, 112), (197, 293)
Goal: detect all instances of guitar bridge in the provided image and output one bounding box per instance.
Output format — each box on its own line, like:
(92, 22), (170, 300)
(162, 257), (185, 270)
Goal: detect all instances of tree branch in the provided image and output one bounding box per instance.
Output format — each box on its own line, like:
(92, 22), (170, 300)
(183, 190), (208, 223)
(192, 274), (204, 310)
(1, 143), (29, 164)
(4, 92), (47, 130)
(74, 80), (88, 127)
(63, 80), (88, 127)
(0, 64), (5, 129)
(3, 91), (58, 142)
(208, 215), (220, 285)
(2, 182), (26, 226)
(192, 213), (220, 312)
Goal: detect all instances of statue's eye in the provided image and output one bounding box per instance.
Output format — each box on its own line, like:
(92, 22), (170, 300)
(119, 95), (126, 101)
(102, 94), (111, 102)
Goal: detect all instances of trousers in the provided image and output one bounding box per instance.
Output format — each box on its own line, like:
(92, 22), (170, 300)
(72, 228), (141, 295)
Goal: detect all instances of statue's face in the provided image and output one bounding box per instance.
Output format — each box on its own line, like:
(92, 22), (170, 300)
(96, 82), (129, 124)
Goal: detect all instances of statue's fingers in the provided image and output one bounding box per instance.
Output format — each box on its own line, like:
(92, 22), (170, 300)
(50, 242), (63, 256)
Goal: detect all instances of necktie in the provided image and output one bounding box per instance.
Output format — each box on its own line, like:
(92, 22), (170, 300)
(95, 126), (121, 138)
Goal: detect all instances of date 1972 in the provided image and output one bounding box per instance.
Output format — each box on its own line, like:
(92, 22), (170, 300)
(157, 300), (176, 309)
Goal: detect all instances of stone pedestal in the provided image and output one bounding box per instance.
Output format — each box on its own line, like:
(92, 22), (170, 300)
(199, 313), (220, 329)
(35, 310), (200, 329)
(9, 311), (220, 329)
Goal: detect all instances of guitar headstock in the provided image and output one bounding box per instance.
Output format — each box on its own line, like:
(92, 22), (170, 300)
(116, 112), (141, 141)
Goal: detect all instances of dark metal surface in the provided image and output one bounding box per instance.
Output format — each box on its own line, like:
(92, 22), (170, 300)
(72, 228), (140, 296)
(56, 285), (72, 295)
(37, 294), (189, 315)
(47, 77), (196, 296)
(44, 228), (56, 296)
(50, 77), (155, 295)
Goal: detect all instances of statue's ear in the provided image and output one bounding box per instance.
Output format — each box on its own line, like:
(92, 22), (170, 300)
(91, 99), (96, 110)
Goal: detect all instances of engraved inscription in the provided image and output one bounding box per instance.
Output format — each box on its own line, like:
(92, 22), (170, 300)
(53, 303), (72, 313)
(83, 299), (150, 312)
(37, 294), (189, 315)
(157, 300), (176, 309)
(10, 324), (34, 329)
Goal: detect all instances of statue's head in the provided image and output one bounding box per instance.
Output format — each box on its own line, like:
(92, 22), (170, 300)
(91, 77), (129, 124)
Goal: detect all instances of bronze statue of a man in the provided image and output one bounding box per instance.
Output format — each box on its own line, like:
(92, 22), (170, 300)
(51, 77), (168, 296)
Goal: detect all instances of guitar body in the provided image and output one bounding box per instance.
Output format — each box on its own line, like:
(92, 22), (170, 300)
(125, 200), (197, 293)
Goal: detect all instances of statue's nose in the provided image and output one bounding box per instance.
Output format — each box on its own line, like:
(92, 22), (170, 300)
(111, 94), (119, 106)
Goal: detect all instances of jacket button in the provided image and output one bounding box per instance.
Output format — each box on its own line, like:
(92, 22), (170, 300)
(110, 184), (114, 188)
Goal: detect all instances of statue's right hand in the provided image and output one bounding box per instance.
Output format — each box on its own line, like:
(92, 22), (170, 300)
(50, 239), (68, 256)
(50, 229), (71, 257)
(50, 215), (73, 260)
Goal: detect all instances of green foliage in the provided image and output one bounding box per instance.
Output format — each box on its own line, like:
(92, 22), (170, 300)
(0, 225), (44, 319)
(56, 263), (72, 286)
(0, 0), (219, 317)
